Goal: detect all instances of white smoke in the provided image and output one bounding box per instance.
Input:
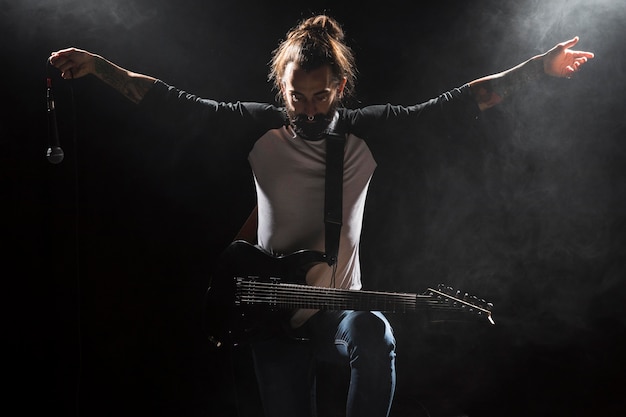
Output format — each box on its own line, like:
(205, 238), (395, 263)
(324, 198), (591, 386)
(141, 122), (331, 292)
(2, 0), (158, 39)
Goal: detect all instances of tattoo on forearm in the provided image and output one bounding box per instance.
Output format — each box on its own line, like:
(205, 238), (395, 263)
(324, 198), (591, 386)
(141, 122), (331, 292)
(493, 58), (545, 100)
(471, 57), (545, 109)
(94, 57), (152, 104)
(124, 78), (154, 104)
(496, 58), (544, 99)
(471, 82), (502, 108)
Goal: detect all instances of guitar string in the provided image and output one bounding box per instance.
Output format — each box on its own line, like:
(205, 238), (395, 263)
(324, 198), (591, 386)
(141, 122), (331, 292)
(234, 281), (488, 313)
(238, 284), (419, 306)
(238, 294), (472, 312)
(238, 284), (436, 303)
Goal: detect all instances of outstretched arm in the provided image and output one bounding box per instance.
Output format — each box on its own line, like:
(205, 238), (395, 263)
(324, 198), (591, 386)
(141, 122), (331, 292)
(48, 48), (157, 104)
(469, 37), (595, 111)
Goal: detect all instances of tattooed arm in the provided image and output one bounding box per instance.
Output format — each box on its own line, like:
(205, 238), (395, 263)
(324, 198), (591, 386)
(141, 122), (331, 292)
(49, 47), (156, 104)
(469, 37), (594, 111)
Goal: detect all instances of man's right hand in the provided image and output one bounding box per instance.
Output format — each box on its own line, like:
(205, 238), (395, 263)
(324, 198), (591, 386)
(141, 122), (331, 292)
(49, 47), (96, 80)
(48, 47), (157, 104)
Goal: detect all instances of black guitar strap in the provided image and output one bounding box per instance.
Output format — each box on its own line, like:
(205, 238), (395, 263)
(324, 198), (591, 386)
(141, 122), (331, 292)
(233, 132), (346, 268)
(324, 132), (346, 267)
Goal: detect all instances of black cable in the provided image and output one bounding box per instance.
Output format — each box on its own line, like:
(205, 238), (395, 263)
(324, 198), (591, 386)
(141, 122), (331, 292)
(46, 58), (83, 417)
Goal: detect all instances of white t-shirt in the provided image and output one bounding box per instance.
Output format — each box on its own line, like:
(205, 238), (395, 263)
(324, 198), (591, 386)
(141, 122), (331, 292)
(249, 126), (377, 327)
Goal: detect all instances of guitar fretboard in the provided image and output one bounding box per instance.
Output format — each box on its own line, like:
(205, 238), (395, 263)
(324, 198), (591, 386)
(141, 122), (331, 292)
(235, 277), (477, 314)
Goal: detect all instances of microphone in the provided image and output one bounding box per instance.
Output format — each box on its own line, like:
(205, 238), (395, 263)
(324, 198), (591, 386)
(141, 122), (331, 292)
(46, 77), (64, 164)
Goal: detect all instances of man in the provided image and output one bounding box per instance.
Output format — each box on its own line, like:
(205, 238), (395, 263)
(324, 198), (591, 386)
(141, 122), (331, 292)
(49, 14), (593, 417)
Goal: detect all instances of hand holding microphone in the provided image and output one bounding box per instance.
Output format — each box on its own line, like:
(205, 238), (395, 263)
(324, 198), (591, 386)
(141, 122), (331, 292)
(45, 48), (108, 164)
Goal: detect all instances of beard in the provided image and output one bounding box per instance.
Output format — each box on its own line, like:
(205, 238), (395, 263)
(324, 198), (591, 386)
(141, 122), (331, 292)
(288, 109), (337, 140)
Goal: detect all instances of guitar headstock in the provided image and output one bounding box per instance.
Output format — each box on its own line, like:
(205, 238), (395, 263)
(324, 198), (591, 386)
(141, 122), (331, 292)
(425, 284), (495, 325)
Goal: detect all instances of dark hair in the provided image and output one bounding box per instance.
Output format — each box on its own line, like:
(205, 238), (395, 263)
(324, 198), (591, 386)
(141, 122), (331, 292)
(269, 15), (356, 103)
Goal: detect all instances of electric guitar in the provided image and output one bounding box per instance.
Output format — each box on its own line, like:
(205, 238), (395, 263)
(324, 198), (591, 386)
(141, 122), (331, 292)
(204, 240), (494, 347)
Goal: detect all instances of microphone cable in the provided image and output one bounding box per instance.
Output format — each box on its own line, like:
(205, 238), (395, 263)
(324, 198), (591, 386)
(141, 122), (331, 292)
(46, 57), (83, 417)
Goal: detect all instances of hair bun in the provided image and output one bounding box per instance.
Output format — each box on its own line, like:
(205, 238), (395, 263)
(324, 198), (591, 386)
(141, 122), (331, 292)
(299, 15), (345, 42)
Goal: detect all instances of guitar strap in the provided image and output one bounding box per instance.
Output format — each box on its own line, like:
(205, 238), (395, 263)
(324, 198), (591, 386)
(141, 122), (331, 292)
(323, 132), (346, 266)
(234, 133), (346, 267)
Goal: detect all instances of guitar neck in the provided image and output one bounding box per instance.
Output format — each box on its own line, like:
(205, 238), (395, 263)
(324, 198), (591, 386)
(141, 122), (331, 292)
(236, 279), (446, 313)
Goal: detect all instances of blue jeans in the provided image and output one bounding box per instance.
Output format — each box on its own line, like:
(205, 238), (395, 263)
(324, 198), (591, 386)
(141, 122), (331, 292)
(251, 310), (396, 417)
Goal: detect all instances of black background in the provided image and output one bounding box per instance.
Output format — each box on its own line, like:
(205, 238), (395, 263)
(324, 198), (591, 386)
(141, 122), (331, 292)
(3, 1), (626, 416)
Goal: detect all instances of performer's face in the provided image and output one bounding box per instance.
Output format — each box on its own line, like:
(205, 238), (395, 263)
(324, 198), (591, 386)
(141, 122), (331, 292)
(282, 62), (346, 139)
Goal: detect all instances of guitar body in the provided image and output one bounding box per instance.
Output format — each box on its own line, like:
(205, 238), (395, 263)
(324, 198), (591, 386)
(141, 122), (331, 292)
(204, 240), (328, 347)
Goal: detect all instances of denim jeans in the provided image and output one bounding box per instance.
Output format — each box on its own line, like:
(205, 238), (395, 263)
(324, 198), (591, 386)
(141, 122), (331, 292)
(250, 310), (397, 417)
